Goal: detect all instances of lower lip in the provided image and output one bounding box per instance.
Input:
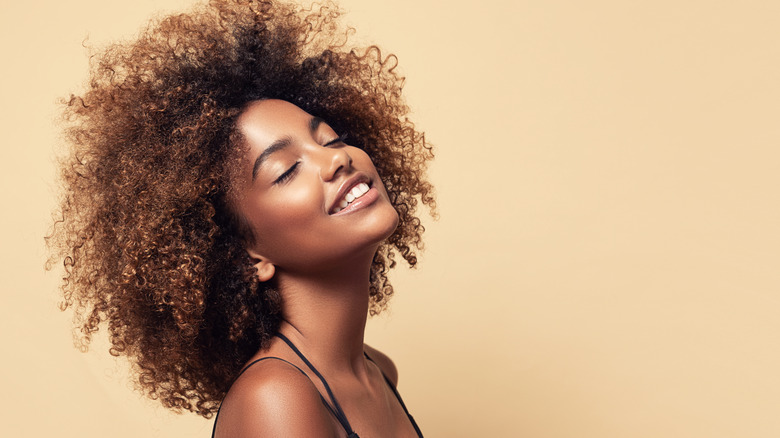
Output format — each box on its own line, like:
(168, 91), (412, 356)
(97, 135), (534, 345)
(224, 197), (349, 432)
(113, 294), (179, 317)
(331, 187), (380, 216)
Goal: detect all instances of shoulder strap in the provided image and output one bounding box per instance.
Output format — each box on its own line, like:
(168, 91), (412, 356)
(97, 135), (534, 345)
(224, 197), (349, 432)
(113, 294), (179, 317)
(211, 356), (343, 438)
(276, 333), (359, 438)
(363, 352), (425, 438)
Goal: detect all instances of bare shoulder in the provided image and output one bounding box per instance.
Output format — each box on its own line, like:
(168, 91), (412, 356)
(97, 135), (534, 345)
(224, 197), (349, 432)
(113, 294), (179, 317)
(213, 358), (337, 438)
(363, 344), (399, 386)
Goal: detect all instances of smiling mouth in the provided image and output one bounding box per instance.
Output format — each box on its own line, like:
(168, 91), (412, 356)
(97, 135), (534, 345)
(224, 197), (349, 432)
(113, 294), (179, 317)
(332, 182), (371, 214)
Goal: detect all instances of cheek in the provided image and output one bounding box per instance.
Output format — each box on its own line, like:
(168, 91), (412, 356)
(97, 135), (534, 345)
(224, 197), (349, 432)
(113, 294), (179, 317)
(350, 147), (376, 168)
(243, 183), (325, 259)
(350, 148), (384, 185)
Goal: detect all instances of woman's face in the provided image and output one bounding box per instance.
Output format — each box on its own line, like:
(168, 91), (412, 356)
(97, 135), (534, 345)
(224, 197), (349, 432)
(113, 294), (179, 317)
(231, 99), (399, 275)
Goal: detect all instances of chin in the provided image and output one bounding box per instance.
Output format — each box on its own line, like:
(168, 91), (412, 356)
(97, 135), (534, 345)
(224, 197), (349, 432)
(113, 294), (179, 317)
(348, 207), (399, 261)
(375, 204), (401, 242)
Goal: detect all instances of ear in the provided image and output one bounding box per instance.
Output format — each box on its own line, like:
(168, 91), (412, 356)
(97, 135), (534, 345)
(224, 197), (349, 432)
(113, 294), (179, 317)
(254, 259), (276, 282)
(247, 248), (276, 282)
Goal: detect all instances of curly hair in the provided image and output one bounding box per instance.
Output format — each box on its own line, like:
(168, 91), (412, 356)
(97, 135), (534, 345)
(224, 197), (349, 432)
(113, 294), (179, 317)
(46, 0), (434, 418)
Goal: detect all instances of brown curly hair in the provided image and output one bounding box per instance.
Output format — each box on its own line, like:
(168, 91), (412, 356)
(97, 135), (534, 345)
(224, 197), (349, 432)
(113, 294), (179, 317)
(47, 0), (434, 418)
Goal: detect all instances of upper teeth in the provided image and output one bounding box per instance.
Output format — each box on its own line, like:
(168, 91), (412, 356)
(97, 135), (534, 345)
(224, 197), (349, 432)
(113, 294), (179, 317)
(335, 183), (370, 212)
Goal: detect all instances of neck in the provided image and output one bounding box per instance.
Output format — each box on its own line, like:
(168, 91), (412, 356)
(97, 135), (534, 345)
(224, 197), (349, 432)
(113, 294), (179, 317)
(273, 251), (375, 377)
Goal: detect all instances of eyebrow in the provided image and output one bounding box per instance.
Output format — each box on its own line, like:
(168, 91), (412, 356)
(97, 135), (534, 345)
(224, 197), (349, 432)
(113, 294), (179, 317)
(309, 116), (324, 134)
(251, 116), (326, 181)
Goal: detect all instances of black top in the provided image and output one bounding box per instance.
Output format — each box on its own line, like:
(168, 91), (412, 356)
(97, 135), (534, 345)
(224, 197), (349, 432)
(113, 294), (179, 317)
(211, 333), (424, 438)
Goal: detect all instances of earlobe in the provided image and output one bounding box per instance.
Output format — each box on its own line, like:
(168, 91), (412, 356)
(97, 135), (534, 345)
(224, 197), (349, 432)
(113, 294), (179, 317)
(254, 259), (275, 282)
(247, 248), (276, 282)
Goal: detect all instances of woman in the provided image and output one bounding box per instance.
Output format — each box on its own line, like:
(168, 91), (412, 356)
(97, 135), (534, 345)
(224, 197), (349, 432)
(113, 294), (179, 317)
(47, 0), (434, 436)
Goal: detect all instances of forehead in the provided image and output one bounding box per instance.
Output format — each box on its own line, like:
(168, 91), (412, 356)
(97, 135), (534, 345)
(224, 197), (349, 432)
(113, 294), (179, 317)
(237, 99), (312, 147)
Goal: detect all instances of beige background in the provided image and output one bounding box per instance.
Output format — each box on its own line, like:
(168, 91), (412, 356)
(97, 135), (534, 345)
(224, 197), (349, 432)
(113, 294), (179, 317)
(2, 0), (779, 436)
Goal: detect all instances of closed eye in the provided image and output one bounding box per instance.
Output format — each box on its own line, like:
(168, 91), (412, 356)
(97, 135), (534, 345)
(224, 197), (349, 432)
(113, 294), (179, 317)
(323, 133), (348, 147)
(273, 161), (300, 184)
(273, 133), (346, 184)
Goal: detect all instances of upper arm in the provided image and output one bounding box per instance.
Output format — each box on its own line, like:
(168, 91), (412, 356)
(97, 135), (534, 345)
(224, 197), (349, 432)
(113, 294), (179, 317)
(363, 344), (399, 387)
(213, 359), (337, 438)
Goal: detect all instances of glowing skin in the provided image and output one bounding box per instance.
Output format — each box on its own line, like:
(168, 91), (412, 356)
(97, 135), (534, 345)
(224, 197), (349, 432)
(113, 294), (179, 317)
(232, 99), (400, 277)
(214, 100), (419, 438)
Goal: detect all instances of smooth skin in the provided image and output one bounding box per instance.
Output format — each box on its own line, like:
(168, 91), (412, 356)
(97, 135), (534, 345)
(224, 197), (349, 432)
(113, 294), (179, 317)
(213, 99), (419, 437)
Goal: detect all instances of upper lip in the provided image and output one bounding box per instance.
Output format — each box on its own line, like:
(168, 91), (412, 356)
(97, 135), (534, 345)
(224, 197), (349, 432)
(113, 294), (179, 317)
(329, 173), (371, 214)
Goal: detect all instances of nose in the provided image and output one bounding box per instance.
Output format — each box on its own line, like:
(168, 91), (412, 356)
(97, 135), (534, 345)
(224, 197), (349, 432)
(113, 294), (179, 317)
(319, 146), (353, 182)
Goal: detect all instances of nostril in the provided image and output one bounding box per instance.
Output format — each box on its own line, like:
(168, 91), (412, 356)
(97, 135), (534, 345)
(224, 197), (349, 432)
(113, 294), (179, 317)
(320, 146), (353, 181)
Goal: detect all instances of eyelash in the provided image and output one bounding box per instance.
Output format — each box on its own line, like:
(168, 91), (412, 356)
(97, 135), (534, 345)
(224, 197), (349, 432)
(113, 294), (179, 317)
(273, 161), (300, 184)
(272, 133), (348, 185)
(324, 133), (348, 147)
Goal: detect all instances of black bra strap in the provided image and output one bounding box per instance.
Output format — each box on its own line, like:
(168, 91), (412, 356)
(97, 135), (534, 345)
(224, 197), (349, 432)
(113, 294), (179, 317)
(275, 333), (358, 437)
(212, 343), (422, 438)
(211, 356), (340, 438)
(363, 352), (425, 438)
